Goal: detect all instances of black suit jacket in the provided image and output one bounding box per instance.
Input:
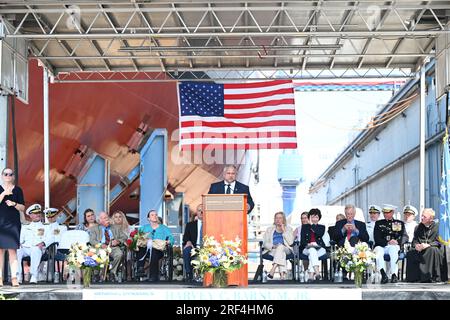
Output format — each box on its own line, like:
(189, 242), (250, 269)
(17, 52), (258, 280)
(327, 226), (339, 243)
(208, 180), (254, 214)
(374, 219), (408, 247)
(299, 224), (326, 251)
(183, 220), (200, 247)
(334, 219), (369, 247)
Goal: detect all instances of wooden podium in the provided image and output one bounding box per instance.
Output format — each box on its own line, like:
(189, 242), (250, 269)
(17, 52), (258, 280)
(202, 194), (248, 287)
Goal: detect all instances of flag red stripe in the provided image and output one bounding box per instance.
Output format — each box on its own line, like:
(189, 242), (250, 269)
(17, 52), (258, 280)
(181, 142), (298, 150)
(224, 80), (292, 89)
(225, 98), (295, 109)
(224, 109), (296, 119)
(181, 131), (297, 139)
(224, 88), (293, 100)
(180, 120), (296, 128)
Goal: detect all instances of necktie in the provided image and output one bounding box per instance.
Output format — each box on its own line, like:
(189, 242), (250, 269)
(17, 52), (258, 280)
(346, 229), (352, 241)
(104, 228), (111, 245)
(226, 184), (231, 194)
(199, 223), (203, 246)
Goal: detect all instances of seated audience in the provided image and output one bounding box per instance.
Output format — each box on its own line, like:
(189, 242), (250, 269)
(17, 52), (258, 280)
(403, 205), (418, 243)
(334, 204), (369, 247)
(76, 208), (98, 233)
(300, 208), (327, 281)
(327, 213), (346, 244)
(89, 212), (127, 282)
(44, 208), (67, 281)
(111, 210), (133, 281)
(406, 208), (448, 283)
(374, 204), (408, 284)
(111, 210), (132, 238)
(136, 210), (174, 282)
(293, 212), (309, 241)
(366, 205), (381, 244)
(182, 204), (203, 281)
(263, 211), (294, 280)
(17, 204), (51, 284)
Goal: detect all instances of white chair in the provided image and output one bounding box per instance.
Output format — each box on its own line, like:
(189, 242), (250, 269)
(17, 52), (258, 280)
(58, 230), (89, 250)
(55, 230), (90, 282)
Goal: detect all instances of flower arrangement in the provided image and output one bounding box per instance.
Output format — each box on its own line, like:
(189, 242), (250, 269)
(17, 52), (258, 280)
(171, 246), (184, 281)
(126, 229), (149, 251)
(66, 243), (112, 287)
(67, 243), (112, 270)
(190, 235), (247, 275)
(334, 240), (376, 287)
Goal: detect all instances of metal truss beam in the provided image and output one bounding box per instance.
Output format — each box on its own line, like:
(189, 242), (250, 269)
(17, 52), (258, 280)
(52, 67), (412, 83)
(1, 1), (445, 78)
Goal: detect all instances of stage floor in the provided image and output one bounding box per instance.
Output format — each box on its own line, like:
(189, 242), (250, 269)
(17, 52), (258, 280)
(1, 281), (449, 300)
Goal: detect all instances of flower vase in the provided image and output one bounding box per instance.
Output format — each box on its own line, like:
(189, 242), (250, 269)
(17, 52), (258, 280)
(212, 270), (228, 288)
(354, 270), (363, 288)
(82, 268), (92, 288)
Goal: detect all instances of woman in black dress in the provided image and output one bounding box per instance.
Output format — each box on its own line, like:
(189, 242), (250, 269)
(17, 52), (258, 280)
(0, 167), (25, 287)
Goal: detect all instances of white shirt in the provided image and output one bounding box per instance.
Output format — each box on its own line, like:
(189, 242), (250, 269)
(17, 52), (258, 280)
(224, 181), (236, 194)
(405, 221), (418, 242)
(366, 220), (377, 243)
(196, 219), (203, 247)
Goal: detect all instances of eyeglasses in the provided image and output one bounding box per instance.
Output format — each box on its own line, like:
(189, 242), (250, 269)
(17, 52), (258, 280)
(3, 172), (14, 177)
(369, 212), (379, 215)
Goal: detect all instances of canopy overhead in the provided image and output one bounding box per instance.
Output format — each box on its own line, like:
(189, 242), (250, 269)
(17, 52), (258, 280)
(1, 1), (448, 80)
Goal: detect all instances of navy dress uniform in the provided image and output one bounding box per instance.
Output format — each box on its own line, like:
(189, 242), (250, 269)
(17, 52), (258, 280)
(17, 204), (52, 283)
(44, 208), (67, 245)
(374, 204), (408, 283)
(403, 205), (418, 243)
(366, 205), (381, 243)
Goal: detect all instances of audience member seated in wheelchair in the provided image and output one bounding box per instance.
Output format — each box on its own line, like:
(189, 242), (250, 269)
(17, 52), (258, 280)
(182, 204), (203, 282)
(406, 208), (448, 283)
(263, 211), (294, 280)
(136, 210), (174, 282)
(299, 208), (327, 282)
(89, 212), (127, 282)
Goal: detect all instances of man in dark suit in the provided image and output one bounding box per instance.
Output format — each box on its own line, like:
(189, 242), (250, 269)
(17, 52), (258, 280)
(208, 165), (254, 214)
(334, 204), (369, 247)
(182, 204), (203, 281)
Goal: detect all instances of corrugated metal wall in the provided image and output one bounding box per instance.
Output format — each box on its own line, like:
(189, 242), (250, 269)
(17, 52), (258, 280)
(311, 71), (448, 221)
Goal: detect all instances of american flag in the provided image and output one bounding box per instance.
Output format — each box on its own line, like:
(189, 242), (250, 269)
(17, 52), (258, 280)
(177, 80), (297, 150)
(439, 131), (450, 245)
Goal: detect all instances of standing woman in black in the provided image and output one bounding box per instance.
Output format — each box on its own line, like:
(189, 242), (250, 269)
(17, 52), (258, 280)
(0, 167), (25, 287)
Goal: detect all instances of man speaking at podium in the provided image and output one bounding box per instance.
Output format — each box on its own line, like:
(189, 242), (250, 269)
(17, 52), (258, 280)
(208, 165), (254, 214)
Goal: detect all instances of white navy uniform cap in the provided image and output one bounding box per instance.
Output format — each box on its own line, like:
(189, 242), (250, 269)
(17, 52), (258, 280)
(26, 203), (42, 216)
(44, 208), (59, 218)
(403, 205), (418, 216)
(368, 205), (381, 213)
(382, 204), (397, 213)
